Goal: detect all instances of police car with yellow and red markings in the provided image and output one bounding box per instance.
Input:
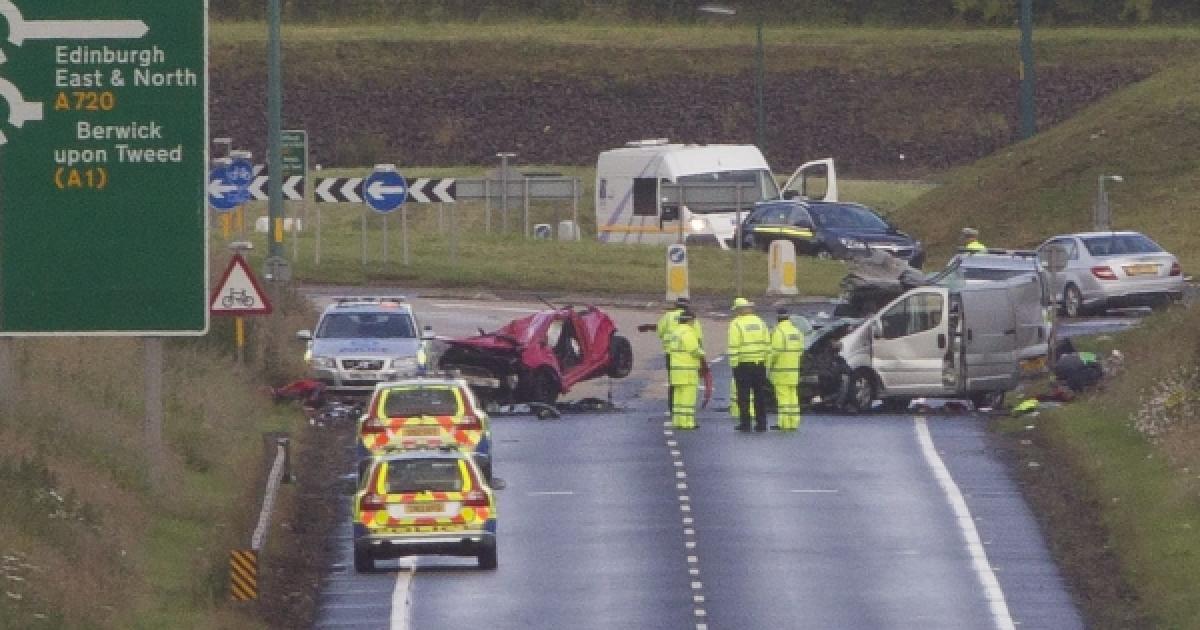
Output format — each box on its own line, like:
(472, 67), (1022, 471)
(353, 448), (498, 571)
(357, 375), (493, 481)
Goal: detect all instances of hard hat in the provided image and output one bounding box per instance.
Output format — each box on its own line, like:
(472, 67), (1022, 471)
(677, 309), (696, 323)
(732, 297), (754, 309)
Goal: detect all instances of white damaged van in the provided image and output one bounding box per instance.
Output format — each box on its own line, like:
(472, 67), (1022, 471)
(836, 278), (1038, 411)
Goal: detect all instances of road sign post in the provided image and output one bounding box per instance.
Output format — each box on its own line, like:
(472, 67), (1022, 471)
(0, 1), (208, 335)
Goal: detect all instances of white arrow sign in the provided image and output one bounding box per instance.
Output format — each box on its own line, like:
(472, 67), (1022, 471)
(367, 182), (406, 199)
(0, 1), (148, 45)
(341, 179), (363, 204)
(207, 179), (238, 198)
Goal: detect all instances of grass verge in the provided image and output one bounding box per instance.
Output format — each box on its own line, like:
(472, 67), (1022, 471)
(993, 305), (1200, 628)
(0, 290), (313, 628)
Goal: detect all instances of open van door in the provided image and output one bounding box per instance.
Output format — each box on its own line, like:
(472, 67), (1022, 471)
(780, 158), (838, 202)
(960, 285), (1020, 394)
(869, 287), (951, 395)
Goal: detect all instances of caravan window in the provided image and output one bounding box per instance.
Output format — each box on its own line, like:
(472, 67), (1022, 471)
(632, 177), (657, 216)
(880, 293), (944, 339)
(676, 169), (779, 214)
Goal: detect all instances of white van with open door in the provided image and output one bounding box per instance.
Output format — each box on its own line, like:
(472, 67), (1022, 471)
(594, 139), (835, 249)
(836, 280), (1026, 411)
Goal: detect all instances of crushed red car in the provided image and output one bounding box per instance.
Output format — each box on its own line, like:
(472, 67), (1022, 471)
(436, 305), (633, 406)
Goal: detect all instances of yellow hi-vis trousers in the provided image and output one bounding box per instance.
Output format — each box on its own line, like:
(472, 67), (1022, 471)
(728, 378), (755, 419)
(672, 383), (698, 429)
(774, 384), (801, 430)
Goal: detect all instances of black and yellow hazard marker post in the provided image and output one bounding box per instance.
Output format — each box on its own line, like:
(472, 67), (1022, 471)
(229, 549), (258, 601)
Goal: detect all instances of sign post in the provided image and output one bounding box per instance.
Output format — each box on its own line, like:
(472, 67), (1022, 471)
(0, 0), (208, 335)
(281, 130), (307, 260)
(1043, 244), (1069, 371)
(363, 164), (409, 266)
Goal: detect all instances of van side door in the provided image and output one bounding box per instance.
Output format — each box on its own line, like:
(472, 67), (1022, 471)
(960, 286), (1020, 394)
(870, 288), (950, 395)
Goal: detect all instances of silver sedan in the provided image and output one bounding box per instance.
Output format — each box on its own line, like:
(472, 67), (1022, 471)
(1038, 231), (1183, 317)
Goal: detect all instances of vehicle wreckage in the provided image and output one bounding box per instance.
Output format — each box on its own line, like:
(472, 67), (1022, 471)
(799, 249), (1050, 411)
(436, 304), (633, 406)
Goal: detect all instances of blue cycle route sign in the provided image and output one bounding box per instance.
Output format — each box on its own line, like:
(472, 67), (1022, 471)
(363, 166), (408, 214)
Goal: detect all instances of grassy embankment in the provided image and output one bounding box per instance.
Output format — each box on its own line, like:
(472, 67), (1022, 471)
(898, 60), (1200, 628)
(0, 298), (312, 629)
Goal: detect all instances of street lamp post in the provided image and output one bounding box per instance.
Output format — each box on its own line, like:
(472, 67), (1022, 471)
(699, 3), (766, 151)
(1094, 174), (1123, 231)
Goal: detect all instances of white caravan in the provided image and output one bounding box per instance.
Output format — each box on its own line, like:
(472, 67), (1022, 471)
(837, 278), (1038, 411)
(594, 139), (836, 249)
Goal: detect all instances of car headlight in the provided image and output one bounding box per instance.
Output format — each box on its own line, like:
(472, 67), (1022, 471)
(391, 357), (417, 369)
(308, 356), (336, 369)
(839, 236), (868, 249)
(688, 217), (709, 233)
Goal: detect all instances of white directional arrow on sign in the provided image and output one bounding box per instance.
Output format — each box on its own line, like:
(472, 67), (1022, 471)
(315, 177), (338, 202)
(367, 182), (406, 200)
(0, 1), (148, 45)
(207, 179), (238, 199)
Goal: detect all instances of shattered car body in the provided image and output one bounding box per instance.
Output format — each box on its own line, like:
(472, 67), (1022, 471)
(437, 305), (633, 406)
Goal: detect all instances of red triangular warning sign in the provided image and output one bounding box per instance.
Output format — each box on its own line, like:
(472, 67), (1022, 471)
(210, 254), (273, 316)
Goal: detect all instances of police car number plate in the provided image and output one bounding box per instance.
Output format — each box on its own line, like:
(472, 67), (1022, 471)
(405, 503), (444, 514)
(402, 427), (440, 437)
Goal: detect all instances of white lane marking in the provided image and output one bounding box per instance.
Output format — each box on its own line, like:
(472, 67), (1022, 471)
(390, 563), (415, 630)
(528, 491), (575, 496)
(789, 489), (840, 494)
(915, 416), (1017, 630)
(432, 302), (540, 314)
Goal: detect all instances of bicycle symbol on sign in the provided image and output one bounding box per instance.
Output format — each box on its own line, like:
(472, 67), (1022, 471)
(221, 288), (256, 308)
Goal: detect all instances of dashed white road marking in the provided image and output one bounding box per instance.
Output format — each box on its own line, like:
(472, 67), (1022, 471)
(789, 488), (839, 494)
(915, 416), (1017, 630)
(527, 491), (575, 496)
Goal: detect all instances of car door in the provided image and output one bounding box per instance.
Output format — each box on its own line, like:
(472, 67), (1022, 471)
(1039, 237), (1080, 301)
(870, 288), (950, 395)
(961, 285), (1020, 393)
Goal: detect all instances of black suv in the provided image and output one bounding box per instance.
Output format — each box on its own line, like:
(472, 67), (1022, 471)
(741, 200), (925, 268)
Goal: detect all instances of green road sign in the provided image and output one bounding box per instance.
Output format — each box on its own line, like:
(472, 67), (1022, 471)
(0, 1), (208, 335)
(281, 129), (307, 182)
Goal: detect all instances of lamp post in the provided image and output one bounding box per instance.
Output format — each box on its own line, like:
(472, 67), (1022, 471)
(699, 3), (766, 152)
(1019, 0), (1036, 139)
(1094, 174), (1123, 231)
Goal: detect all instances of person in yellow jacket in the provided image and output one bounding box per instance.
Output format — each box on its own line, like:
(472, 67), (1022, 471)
(727, 297), (771, 432)
(767, 308), (804, 430)
(962, 227), (987, 253)
(666, 310), (705, 430)
(655, 297), (703, 414)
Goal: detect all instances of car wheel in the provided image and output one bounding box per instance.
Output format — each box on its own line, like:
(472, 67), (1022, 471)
(477, 541), (498, 570)
(607, 334), (633, 378)
(526, 367), (559, 406)
(353, 546), (375, 573)
(970, 391), (1005, 410)
(844, 369), (876, 413)
(1063, 284), (1084, 318)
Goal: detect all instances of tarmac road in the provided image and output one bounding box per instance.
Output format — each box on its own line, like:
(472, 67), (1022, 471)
(307, 292), (1084, 629)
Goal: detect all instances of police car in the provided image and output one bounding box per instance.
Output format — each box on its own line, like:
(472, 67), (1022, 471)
(357, 376), (493, 481)
(353, 448), (498, 571)
(296, 297), (426, 399)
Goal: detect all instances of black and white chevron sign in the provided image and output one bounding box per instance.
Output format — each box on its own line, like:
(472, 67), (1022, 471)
(247, 175), (304, 201)
(406, 178), (456, 203)
(315, 177), (364, 203)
